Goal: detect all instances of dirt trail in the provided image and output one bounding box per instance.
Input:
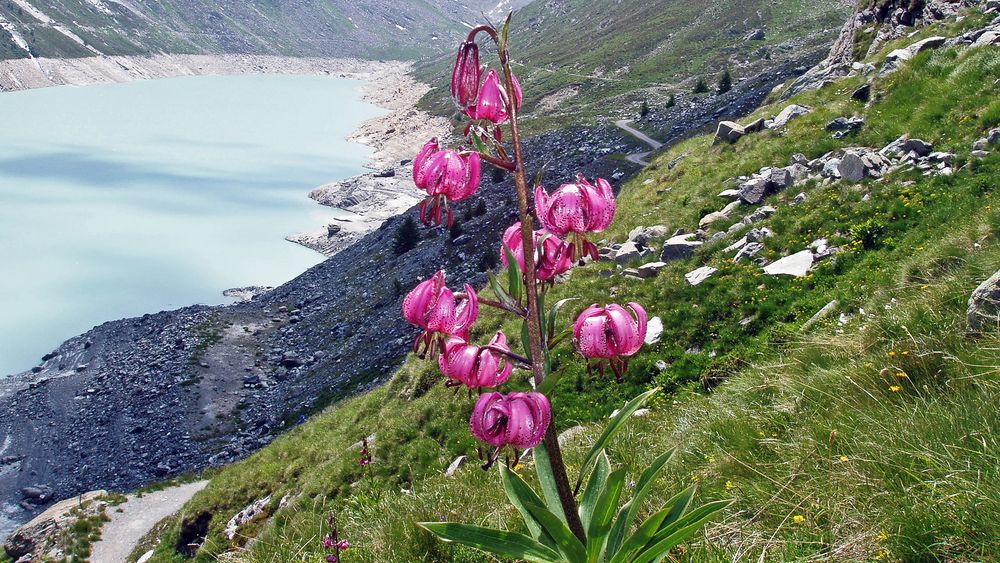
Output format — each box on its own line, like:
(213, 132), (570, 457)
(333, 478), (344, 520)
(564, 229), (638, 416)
(90, 480), (208, 563)
(615, 119), (664, 166)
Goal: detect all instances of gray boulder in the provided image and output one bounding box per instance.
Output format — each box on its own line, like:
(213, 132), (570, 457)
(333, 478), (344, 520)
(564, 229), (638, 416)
(660, 234), (702, 261)
(770, 104), (811, 129)
(684, 266), (718, 286)
(763, 250), (814, 277)
(901, 138), (933, 157)
(839, 151), (867, 182)
(637, 261), (667, 278)
(738, 177), (769, 205)
(714, 121), (746, 144)
(969, 269), (1000, 331)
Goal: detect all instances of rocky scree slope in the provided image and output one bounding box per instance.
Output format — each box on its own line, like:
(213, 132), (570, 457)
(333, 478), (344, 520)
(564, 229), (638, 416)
(132, 4), (1000, 560)
(0, 0), (501, 61)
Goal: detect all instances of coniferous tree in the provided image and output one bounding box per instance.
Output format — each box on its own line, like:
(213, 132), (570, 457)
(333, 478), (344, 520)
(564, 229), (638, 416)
(718, 69), (732, 94)
(666, 93), (676, 108)
(639, 99), (649, 117)
(693, 77), (709, 94)
(393, 216), (420, 255)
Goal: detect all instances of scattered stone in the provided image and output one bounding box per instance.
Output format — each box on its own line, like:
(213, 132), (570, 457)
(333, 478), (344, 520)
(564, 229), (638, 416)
(763, 250), (814, 277)
(851, 82), (872, 102)
(660, 234), (702, 261)
(839, 151), (867, 182)
(632, 408), (651, 417)
(791, 192), (808, 205)
(685, 266), (718, 286)
(826, 116), (865, 134)
(801, 300), (840, 331)
(882, 36), (947, 75)
(714, 121), (746, 144)
(699, 211), (730, 230)
(718, 188), (741, 199)
(637, 261), (667, 278)
(445, 455), (467, 477)
(738, 177), (769, 205)
(770, 104), (811, 129)
(614, 241), (646, 264)
(969, 269), (1000, 331)
(225, 495), (272, 540)
(743, 206), (776, 225)
(745, 118), (767, 133)
(645, 316), (664, 345)
(901, 138), (933, 157)
(734, 242), (764, 263)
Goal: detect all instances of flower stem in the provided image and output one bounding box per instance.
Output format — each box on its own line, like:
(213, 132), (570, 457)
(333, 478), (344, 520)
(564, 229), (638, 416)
(497, 33), (587, 544)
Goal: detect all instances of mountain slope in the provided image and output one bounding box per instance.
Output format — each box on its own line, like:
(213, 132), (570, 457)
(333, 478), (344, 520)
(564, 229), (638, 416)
(419, 0), (853, 129)
(0, 0), (498, 60)
(127, 6), (1000, 562)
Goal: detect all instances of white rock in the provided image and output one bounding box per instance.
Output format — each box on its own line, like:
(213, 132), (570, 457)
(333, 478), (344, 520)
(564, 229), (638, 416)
(445, 455), (466, 477)
(645, 316), (663, 344)
(685, 266), (718, 286)
(770, 104), (811, 128)
(763, 250), (814, 277)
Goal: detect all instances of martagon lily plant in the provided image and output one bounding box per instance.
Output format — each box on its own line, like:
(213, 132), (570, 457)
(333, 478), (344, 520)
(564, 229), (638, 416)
(401, 14), (732, 562)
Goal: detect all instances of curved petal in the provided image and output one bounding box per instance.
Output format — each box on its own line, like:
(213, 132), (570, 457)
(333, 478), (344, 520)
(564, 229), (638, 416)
(451, 284), (479, 339)
(453, 151), (481, 201)
(506, 392), (550, 449)
(625, 302), (647, 356)
(470, 392), (508, 447)
(402, 278), (435, 329)
(577, 314), (613, 358)
(412, 138), (440, 188)
(604, 304), (635, 356)
(573, 304), (603, 338)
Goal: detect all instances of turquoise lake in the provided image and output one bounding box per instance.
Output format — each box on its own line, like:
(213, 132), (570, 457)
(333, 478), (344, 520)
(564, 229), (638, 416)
(0, 74), (383, 375)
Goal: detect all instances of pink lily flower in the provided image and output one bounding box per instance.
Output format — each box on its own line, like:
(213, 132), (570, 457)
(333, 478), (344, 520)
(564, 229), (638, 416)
(535, 175), (616, 260)
(413, 138), (482, 226)
(451, 40), (482, 108)
(402, 270), (479, 356)
(573, 303), (648, 382)
(501, 222), (575, 282)
(470, 391), (551, 450)
(438, 331), (514, 389)
(466, 69), (523, 124)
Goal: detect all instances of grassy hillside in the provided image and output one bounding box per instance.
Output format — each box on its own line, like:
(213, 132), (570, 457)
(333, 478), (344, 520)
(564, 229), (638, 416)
(418, 0), (852, 131)
(131, 8), (1000, 562)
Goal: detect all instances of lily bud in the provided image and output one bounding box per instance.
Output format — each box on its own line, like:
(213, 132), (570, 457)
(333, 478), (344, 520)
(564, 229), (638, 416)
(466, 69), (523, 124)
(573, 303), (648, 382)
(470, 391), (551, 450)
(451, 41), (482, 108)
(501, 222), (574, 282)
(438, 332), (514, 389)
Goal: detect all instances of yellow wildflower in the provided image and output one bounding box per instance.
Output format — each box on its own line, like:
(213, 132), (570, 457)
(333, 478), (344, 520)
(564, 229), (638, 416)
(889, 385), (903, 393)
(895, 371), (908, 379)
(839, 455), (849, 462)
(725, 481), (734, 491)
(793, 515), (806, 524)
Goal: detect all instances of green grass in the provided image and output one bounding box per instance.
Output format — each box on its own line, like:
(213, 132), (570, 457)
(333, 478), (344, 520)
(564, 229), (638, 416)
(141, 15), (1000, 563)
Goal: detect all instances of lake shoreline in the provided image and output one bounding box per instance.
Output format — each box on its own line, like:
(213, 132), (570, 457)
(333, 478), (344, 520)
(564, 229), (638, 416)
(0, 53), (450, 259)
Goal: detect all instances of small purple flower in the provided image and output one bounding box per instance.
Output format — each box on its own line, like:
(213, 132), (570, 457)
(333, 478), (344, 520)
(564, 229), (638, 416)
(322, 535), (335, 549)
(326, 555), (339, 563)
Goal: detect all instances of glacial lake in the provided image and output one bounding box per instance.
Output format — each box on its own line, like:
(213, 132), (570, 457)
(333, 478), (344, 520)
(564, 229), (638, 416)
(0, 74), (384, 375)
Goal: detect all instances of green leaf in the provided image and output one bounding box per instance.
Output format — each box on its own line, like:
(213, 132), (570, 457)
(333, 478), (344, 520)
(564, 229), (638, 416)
(501, 465), (557, 549)
(607, 449), (677, 558)
(471, 131), (491, 156)
(503, 244), (524, 303)
(487, 271), (517, 310)
(630, 499), (734, 563)
(536, 369), (563, 394)
(524, 502), (587, 563)
(609, 486), (695, 563)
(533, 440), (567, 522)
(538, 292), (547, 341)
(547, 298), (579, 342)
(417, 522), (562, 563)
(585, 468), (626, 563)
(578, 451), (611, 531)
(575, 388), (660, 494)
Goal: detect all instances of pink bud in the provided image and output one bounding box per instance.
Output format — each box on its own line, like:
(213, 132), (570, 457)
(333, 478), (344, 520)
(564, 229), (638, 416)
(466, 69), (523, 124)
(470, 392), (551, 449)
(501, 222), (574, 281)
(451, 41), (482, 108)
(438, 332), (514, 389)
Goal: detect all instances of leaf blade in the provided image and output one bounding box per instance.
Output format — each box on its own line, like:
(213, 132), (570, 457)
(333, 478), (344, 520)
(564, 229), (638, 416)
(575, 388), (660, 493)
(417, 522), (562, 563)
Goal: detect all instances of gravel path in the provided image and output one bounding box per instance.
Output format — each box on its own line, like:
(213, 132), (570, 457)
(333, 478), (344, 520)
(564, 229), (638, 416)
(615, 119), (664, 166)
(90, 480), (208, 563)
